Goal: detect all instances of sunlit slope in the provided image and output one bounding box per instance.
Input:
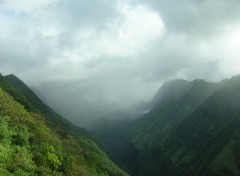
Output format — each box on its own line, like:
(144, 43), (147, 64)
(0, 74), (128, 176)
(0, 74), (89, 136)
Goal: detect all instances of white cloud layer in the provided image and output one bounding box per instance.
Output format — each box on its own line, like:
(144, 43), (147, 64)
(1, 0), (240, 127)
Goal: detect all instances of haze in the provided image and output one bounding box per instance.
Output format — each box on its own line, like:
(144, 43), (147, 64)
(1, 0), (240, 127)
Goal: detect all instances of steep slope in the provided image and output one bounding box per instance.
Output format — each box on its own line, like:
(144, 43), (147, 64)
(92, 79), (217, 175)
(127, 79), (217, 140)
(0, 74), (128, 176)
(122, 79), (218, 175)
(92, 77), (240, 176)
(0, 74), (89, 136)
(159, 76), (240, 176)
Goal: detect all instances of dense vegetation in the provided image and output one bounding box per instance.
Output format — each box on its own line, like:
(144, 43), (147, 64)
(92, 76), (240, 176)
(3, 73), (240, 176)
(0, 74), (128, 176)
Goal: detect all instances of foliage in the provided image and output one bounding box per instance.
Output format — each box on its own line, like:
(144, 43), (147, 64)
(92, 77), (240, 176)
(0, 75), (128, 176)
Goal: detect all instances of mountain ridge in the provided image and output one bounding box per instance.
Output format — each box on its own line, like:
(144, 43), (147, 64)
(0, 73), (128, 176)
(2, 73), (240, 175)
(91, 75), (240, 176)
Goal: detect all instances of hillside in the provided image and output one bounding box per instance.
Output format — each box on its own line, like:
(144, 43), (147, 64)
(0, 74), (128, 176)
(92, 76), (240, 176)
(3, 73), (240, 176)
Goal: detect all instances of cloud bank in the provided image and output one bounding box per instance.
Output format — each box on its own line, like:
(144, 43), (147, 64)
(1, 0), (240, 127)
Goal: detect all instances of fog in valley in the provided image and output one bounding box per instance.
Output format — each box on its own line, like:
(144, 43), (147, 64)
(1, 0), (240, 127)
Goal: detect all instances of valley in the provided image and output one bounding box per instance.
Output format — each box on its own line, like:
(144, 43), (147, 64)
(1, 74), (240, 176)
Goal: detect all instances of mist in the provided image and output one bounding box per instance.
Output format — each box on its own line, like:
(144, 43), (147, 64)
(1, 0), (240, 127)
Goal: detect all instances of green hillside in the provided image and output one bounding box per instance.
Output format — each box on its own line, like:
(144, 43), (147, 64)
(92, 76), (240, 176)
(0, 74), (89, 137)
(3, 73), (240, 176)
(0, 74), (128, 176)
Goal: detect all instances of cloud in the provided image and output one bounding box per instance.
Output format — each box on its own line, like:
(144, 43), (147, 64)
(140, 0), (240, 36)
(2, 0), (56, 13)
(1, 0), (240, 127)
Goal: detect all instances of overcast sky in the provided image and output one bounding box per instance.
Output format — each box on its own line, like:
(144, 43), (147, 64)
(1, 0), (240, 127)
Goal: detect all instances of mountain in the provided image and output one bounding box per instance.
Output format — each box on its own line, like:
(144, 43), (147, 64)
(91, 76), (240, 176)
(4, 73), (240, 176)
(0, 74), (128, 176)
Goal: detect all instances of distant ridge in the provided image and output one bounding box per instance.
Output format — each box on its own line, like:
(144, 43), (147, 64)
(92, 76), (240, 176)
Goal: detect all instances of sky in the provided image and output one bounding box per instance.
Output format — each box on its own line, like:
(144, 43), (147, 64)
(1, 0), (240, 127)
